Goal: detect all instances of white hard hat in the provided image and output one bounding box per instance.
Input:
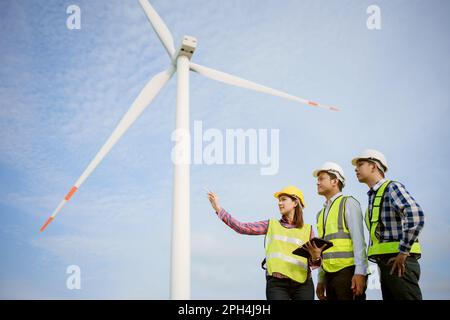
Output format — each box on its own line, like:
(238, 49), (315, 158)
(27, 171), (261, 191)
(351, 149), (388, 172)
(313, 162), (346, 187)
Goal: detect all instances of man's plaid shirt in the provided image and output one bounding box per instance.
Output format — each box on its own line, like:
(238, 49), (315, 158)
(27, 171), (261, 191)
(367, 178), (425, 254)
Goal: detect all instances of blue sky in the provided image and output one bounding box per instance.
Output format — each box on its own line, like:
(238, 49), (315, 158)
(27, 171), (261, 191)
(1, 0), (449, 299)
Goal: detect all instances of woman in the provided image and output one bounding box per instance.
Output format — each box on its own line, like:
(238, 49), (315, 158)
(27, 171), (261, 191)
(207, 185), (325, 300)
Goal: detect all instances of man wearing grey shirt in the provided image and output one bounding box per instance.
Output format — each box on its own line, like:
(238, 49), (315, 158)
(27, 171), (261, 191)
(312, 162), (368, 300)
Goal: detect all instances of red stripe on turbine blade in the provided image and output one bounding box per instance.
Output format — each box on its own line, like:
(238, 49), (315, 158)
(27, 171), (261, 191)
(330, 106), (340, 112)
(65, 186), (78, 201)
(40, 217), (54, 232)
(308, 101), (318, 107)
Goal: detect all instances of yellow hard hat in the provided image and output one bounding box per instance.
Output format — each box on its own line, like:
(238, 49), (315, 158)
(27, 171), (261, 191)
(274, 185), (306, 208)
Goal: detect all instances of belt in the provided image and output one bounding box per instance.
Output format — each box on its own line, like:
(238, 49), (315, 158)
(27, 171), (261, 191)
(373, 253), (421, 263)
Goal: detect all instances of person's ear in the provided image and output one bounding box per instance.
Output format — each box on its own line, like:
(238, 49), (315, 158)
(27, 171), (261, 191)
(331, 178), (337, 187)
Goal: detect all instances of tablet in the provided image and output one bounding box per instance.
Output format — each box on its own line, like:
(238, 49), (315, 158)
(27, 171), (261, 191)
(292, 238), (333, 258)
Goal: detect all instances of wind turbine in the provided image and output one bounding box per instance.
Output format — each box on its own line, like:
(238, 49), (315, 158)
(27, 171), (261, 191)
(40, 0), (339, 299)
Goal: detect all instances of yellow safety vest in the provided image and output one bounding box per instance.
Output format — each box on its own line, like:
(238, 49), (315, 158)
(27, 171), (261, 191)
(365, 180), (422, 257)
(265, 219), (311, 283)
(316, 195), (355, 273)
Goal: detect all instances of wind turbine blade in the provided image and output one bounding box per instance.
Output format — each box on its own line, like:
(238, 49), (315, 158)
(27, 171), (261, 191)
(139, 0), (175, 58)
(40, 66), (175, 232)
(190, 63), (339, 112)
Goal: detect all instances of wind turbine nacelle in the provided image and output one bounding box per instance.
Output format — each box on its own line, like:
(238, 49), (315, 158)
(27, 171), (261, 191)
(175, 36), (197, 60)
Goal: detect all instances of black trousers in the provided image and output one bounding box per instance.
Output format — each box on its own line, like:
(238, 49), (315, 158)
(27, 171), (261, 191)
(376, 255), (422, 300)
(324, 265), (366, 300)
(266, 276), (314, 300)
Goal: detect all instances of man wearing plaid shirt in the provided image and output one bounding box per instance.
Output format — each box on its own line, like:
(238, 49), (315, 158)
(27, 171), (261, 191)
(352, 149), (425, 300)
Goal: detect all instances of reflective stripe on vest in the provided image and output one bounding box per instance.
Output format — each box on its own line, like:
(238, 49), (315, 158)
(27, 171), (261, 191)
(265, 234), (304, 247)
(316, 195), (355, 273)
(365, 180), (422, 257)
(265, 219), (311, 283)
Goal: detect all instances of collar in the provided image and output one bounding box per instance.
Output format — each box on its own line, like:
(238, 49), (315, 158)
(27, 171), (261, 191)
(367, 178), (386, 195)
(280, 216), (294, 225)
(323, 192), (343, 207)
